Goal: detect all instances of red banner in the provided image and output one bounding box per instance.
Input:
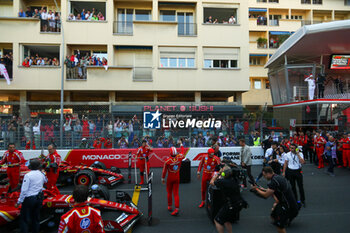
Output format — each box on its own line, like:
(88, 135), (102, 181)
(64, 148), (190, 168)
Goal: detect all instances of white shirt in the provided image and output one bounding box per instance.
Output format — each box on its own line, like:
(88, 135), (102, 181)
(48, 13), (55, 21)
(229, 17), (236, 24)
(41, 12), (48, 20)
(33, 120), (41, 135)
(18, 170), (47, 204)
(305, 77), (315, 88)
(278, 152), (286, 166)
(265, 148), (274, 158)
(285, 151), (304, 170)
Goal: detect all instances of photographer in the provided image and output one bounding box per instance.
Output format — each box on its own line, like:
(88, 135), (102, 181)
(210, 165), (247, 233)
(251, 167), (299, 233)
(283, 144), (305, 207)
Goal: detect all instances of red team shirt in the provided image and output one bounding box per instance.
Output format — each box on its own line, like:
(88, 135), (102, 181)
(137, 146), (152, 160)
(0, 150), (25, 166)
(197, 155), (221, 174)
(314, 136), (326, 148)
(162, 148), (185, 180)
(46, 151), (61, 173)
(58, 203), (104, 233)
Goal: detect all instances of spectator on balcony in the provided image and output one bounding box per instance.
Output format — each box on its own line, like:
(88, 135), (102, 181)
(22, 58), (30, 67)
(55, 11), (61, 32)
(25, 7), (33, 17)
(85, 11), (92, 21)
(98, 12), (105, 21)
(52, 58), (59, 66)
(213, 19), (218, 24)
(80, 9), (85, 20)
(64, 55), (73, 79)
(88, 120), (96, 137)
(96, 57), (103, 66)
(41, 8), (49, 32)
(68, 13), (76, 21)
(18, 9), (26, 17)
(91, 14), (98, 21)
(33, 9), (40, 19)
(76, 13), (82, 20)
(24, 121), (31, 142)
(229, 15), (236, 24)
(48, 10), (56, 32)
(102, 58), (108, 66)
(206, 16), (213, 23)
(80, 56), (88, 79)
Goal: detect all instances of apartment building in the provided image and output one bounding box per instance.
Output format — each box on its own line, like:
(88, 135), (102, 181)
(0, 0), (249, 119)
(243, 0), (350, 110)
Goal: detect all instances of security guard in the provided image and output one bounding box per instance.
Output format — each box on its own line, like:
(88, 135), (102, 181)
(15, 159), (47, 233)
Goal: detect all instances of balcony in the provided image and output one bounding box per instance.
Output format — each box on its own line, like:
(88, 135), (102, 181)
(242, 88), (272, 106)
(278, 19), (302, 31)
(0, 17), (60, 43)
(249, 65), (268, 77)
(249, 18), (268, 31)
(64, 20), (109, 43)
(3, 66), (62, 90)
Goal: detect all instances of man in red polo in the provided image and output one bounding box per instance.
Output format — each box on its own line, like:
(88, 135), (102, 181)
(45, 144), (61, 195)
(0, 143), (25, 191)
(197, 148), (221, 208)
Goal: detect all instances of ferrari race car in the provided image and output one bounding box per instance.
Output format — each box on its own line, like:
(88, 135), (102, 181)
(0, 160), (123, 188)
(0, 184), (142, 232)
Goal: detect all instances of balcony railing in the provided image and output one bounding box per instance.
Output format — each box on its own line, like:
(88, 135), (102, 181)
(114, 21), (133, 34)
(133, 67), (152, 81)
(269, 19), (279, 26)
(178, 23), (197, 36)
(40, 19), (61, 33)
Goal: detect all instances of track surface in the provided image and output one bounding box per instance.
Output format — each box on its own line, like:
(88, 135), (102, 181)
(7, 164), (350, 232)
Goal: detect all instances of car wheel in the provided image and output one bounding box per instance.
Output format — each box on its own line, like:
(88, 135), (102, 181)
(74, 169), (97, 186)
(91, 161), (107, 170)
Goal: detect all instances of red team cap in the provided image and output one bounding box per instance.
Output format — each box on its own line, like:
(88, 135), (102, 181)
(208, 148), (215, 156)
(170, 147), (178, 156)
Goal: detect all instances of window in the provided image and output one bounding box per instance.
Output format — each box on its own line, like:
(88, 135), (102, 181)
(160, 10), (176, 21)
(117, 9), (133, 34)
(250, 57), (262, 65)
(177, 12), (196, 36)
(265, 80), (270, 89)
(203, 8), (237, 24)
(254, 80), (262, 89)
(291, 15), (303, 20)
(313, 0), (322, 4)
(203, 47), (239, 69)
(70, 1), (106, 20)
(346, 0), (350, 6)
(22, 45), (60, 66)
(135, 10), (151, 21)
(159, 47), (196, 68)
(301, 0), (311, 3)
(269, 15), (281, 26)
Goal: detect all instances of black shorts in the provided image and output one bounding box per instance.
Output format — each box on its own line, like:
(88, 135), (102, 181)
(271, 203), (290, 228)
(215, 205), (239, 225)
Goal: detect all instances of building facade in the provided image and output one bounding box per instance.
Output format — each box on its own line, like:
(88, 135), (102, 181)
(0, 0), (250, 119)
(243, 0), (350, 110)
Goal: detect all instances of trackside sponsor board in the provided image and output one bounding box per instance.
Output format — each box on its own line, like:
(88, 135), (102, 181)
(0, 147), (264, 168)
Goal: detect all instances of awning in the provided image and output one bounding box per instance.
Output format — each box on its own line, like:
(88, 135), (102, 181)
(250, 54), (268, 57)
(269, 31), (291, 35)
(115, 46), (152, 50)
(249, 8), (267, 12)
(265, 19), (350, 68)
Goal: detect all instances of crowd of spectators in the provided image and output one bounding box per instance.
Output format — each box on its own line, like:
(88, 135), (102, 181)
(205, 15), (236, 24)
(22, 54), (60, 67)
(0, 52), (13, 79)
(18, 7), (61, 32)
(68, 8), (105, 21)
(65, 50), (108, 79)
